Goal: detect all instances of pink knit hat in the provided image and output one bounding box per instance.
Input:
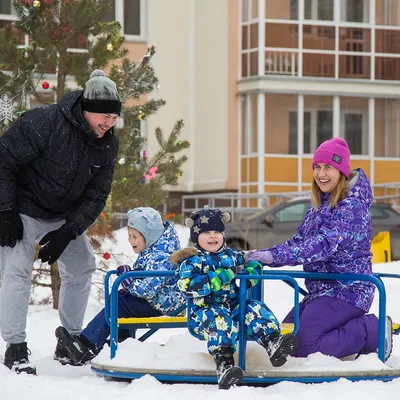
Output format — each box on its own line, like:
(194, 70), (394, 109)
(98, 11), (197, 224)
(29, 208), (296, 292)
(312, 138), (351, 178)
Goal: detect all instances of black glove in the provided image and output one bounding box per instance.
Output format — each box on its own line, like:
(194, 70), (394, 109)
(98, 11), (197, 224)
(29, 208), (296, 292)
(38, 226), (76, 264)
(0, 210), (23, 247)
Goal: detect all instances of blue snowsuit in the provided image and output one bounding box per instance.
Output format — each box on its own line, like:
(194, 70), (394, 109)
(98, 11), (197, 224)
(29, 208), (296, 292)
(175, 246), (280, 354)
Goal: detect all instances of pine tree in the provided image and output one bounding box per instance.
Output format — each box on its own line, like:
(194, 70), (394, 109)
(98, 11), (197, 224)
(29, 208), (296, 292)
(0, 0), (189, 308)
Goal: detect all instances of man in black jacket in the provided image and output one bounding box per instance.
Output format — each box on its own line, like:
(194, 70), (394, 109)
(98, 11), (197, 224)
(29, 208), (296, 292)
(0, 69), (121, 375)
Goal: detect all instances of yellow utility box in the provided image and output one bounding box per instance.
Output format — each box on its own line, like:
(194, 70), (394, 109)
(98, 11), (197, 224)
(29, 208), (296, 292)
(371, 231), (392, 264)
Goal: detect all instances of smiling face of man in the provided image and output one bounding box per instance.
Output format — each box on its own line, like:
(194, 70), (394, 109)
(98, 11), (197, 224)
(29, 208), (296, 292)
(83, 111), (119, 138)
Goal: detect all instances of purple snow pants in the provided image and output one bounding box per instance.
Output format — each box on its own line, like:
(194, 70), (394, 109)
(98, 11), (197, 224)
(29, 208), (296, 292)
(283, 296), (379, 358)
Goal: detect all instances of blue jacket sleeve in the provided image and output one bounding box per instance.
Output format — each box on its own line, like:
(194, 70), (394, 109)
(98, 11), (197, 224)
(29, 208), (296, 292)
(128, 252), (173, 300)
(177, 255), (213, 298)
(270, 205), (357, 267)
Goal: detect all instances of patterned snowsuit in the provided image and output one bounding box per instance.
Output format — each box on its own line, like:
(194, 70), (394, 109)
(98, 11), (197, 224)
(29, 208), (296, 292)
(81, 221), (186, 349)
(176, 246), (280, 354)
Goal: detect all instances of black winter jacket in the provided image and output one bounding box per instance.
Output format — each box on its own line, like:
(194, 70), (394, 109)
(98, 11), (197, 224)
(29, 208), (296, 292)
(0, 90), (119, 236)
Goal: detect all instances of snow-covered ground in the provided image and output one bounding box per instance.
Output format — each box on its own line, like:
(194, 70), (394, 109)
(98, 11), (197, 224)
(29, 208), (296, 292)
(1, 224), (400, 399)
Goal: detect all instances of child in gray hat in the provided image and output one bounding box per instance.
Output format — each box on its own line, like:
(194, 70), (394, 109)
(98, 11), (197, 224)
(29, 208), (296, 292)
(55, 207), (185, 366)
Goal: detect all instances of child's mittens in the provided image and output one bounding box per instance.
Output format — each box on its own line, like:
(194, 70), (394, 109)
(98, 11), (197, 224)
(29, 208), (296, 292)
(208, 267), (236, 292)
(117, 264), (134, 291)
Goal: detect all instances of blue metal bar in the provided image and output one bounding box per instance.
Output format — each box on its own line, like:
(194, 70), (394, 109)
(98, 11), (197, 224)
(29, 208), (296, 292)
(237, 274), (300, 370)
(104, 270), (119, 324)
(106, 269), (392, 363)
(259, 270), (387, 362)
(91, 367), (398, 384)
(109, 270), (176, 358)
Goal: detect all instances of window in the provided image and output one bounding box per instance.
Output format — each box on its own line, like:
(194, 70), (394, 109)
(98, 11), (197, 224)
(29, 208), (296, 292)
(341, 111), (367, 154)
(304, 0), (334, 21)
(289, 110), (332, 154)
(274, 202), (308, 223)
(0, 0), (14, 15)
(102, 0), (146, 41)
(341, 0), (370, 23)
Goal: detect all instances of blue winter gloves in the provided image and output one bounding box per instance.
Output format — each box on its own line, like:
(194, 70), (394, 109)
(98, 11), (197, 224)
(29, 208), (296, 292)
(38, 226), (76, 264)
(245, 249), (274, 265)
(0, 209), (23, 247)
(117, 264), (134, 291)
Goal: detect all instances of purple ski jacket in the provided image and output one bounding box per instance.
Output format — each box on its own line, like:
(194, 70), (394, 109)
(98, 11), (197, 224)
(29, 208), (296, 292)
(269, 168), (374, 312)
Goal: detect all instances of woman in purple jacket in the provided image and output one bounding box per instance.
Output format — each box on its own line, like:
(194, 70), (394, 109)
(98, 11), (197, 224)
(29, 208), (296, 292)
(246, 137), (393, 361)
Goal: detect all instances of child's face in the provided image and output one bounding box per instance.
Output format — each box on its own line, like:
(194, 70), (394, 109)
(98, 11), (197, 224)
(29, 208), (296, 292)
(198, 230), (224, 252)
(128, 227), (146, 254)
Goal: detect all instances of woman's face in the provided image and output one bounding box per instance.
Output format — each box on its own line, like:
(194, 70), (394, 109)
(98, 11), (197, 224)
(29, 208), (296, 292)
(313, 163), (341, 193)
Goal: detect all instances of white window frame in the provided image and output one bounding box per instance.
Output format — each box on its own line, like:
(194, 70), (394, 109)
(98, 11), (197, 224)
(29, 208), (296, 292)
(115, 0), (147, 42)
(289, 108), (334, 154)
(340, 110), (368, 154)
(0, 0), (16, 20)
(340, 0), (370, 23)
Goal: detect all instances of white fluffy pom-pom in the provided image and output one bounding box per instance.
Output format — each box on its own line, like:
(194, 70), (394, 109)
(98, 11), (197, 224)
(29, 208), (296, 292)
(185, 218), (194, 228)
(222, 212), (231, 223)
(90, 69), (106, 79)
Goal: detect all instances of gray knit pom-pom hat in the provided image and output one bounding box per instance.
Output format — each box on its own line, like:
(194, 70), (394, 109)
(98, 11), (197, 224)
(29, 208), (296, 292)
(81, 69), (122, 116)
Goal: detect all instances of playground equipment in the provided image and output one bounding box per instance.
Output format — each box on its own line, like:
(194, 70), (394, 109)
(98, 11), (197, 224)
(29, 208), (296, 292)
(371, 231), (392, 264)
(91, 269), (400, 385)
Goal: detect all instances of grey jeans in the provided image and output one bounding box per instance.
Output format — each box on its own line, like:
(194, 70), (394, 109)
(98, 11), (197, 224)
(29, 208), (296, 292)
(0, 214), (96, 344)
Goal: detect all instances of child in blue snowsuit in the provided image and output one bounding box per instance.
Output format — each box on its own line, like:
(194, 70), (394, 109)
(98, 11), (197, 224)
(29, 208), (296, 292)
(55, 207), (185, 365)
(246, 138), (393, 361)
(171, 207), (296, 390)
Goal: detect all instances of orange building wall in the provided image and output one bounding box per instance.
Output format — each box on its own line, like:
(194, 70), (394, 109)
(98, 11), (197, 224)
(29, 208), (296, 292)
(265, 157), (298, 182)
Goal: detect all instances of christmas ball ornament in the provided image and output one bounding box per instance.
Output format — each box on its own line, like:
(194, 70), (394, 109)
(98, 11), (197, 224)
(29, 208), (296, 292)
(42, 81), (49, 89)
(137, 114), (142, 120)
(140, 179), (145, 184)
(33, 0), (40, 7)
(103, 252), (111, 260)
(106, 43), (113, 51)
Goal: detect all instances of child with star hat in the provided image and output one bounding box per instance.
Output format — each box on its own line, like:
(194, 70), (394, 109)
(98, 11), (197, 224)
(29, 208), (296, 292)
(171, 206), (296, 390)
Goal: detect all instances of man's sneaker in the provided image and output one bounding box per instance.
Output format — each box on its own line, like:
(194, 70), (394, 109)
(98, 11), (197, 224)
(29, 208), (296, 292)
(55, 326), (97, 366)
(4, 342), (37, 375)
(385, 316), (393, 362)
(262, 333), (296, 367)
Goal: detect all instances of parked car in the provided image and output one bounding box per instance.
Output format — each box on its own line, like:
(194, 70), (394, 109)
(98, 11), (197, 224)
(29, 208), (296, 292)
(224, 199), (400, 260)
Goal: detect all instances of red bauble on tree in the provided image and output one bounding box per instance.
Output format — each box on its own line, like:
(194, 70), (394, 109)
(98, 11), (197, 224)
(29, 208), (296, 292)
(103, 252), (111, 260)
(42, 81), (49, 89)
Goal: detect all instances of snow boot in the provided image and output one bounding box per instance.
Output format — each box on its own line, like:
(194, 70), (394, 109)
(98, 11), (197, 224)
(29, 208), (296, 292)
(385, 316), (393, 362)
(54, 339), (80, 366)
(212, 346), (243, 390)
(4, 342), (37, 375)
(55, 326), (98, 366)
(261, 332), (296, 367)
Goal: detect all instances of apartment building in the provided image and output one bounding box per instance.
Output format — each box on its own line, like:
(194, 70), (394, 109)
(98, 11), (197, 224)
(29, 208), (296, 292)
(2, 0), (400, 205)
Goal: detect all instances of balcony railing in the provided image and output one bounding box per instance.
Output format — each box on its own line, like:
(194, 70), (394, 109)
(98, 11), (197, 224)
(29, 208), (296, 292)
(265, 51), (297, 76)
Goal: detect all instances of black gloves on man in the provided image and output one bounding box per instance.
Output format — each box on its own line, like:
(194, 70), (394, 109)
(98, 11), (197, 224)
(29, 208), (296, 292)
(38, 225), (77, 264)
(0, 209), (23, 247)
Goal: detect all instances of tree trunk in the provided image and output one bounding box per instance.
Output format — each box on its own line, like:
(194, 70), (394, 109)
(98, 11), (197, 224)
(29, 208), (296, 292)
(34, 244), (61, 310)
(50, 263), (61, 310)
